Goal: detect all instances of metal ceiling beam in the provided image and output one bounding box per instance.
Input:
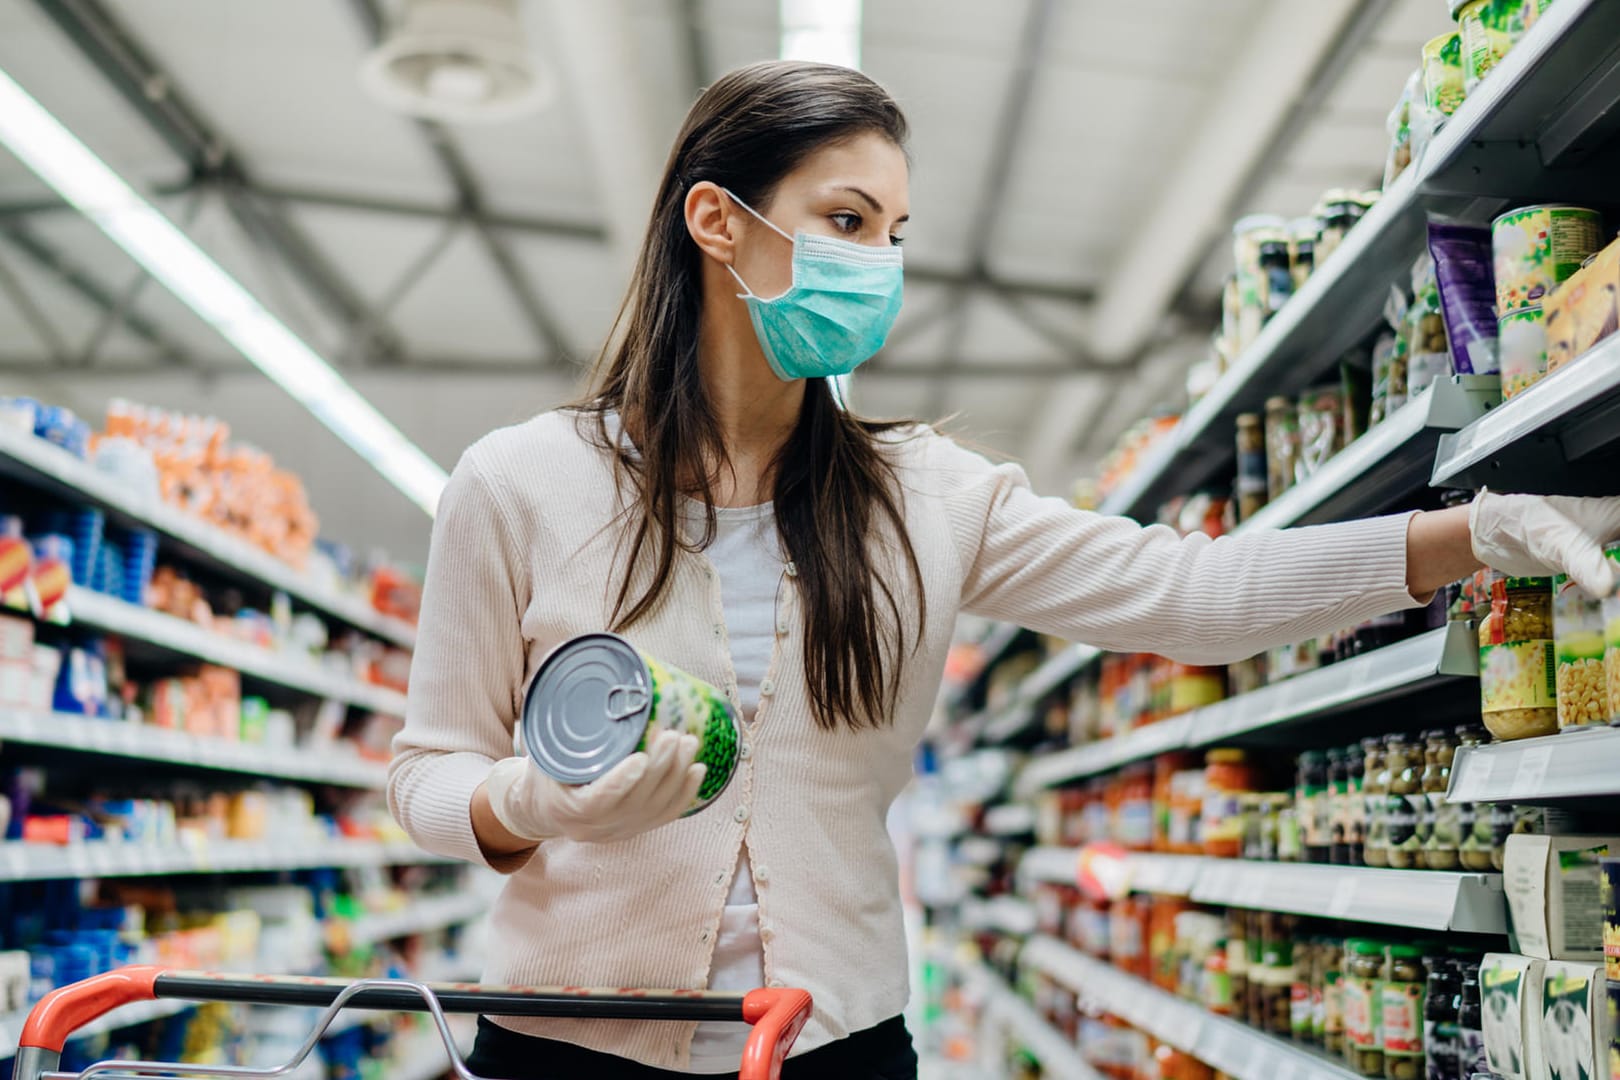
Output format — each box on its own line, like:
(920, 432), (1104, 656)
(0, 244), (72, 364)
(31, 0), (407, 365)
(0, 355), (1086, 381)
(930, 0), (1061, 417)
(0, 222), (192, 365)
(0, 192), (1099, 306)
(347, 0), (575, 366)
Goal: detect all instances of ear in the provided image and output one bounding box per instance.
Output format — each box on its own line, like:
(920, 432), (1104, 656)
(685, 181), (738, 264)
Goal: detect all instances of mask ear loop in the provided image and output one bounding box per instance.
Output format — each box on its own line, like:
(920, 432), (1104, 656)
(720, 187), (797, 301)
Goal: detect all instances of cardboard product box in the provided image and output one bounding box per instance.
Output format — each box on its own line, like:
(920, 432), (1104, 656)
(1542, 960), (1606, 1080)
(1506, 834), (1620, 961)
(1546, 239), (1620, 374)
(1483, 952), (1547, 1080)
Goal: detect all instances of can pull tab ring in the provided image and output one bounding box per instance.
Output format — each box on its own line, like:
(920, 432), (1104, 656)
(605, 683), (650, 722)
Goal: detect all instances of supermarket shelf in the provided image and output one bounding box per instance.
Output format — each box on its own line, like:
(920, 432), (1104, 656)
(956, 959), (1105, 1080)
(1186, 622), (1477, 745)
(1016, 625), (1476, 797)
(961, 896), (1038, 937)
(0, 425), (416, 649)
(1431, 335), (1620, 494)
(980, 645), (1104, 746)
(69, 588), (408, 715)
(347, 892), (492, 948)
(1019, 848), (1502, 931)
(1024, 936), (1360, 1080)
(1236, 377), (1498, 533)
(0, 710), (388, 789)
(1190, 859), (1506, 933)
(943, 623), (1025, 713)
(1098, 0), (1620, 523)
(1448, 725), (1620, 803)
(0, 839), (453, 882)
(1015, 715), (1191, 798)
(382, 1018), (476, 1080)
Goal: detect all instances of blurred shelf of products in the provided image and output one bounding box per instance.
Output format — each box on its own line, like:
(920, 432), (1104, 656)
(916, 3), (1620, 1079)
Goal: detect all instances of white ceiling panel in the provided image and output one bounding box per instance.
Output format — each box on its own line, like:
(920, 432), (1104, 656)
(388, 230), (550, 362)
(98, 0), (455, 205)
(864, 0), (1032, 59)
(0, 3), (186, 187)
(508, 233), (634, 362)
(955, 292), (1067, 366)
(1043, 0), (1271, 84)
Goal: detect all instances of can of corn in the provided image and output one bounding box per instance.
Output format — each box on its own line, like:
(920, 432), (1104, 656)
(520, 633), (739, 815)
(1492, 204), (1604, 313)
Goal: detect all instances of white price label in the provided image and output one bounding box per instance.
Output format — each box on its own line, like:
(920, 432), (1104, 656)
(1513, 745), (1553, 795)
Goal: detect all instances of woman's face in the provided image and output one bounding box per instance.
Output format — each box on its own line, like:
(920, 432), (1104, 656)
(728, 131), (910, 298)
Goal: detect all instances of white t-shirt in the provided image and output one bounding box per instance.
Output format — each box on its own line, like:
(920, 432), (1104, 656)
(682, 501), (781, 1073)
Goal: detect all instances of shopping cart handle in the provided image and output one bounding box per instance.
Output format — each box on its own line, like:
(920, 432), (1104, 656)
(740, 987), (814, 1080)
(19, 965), (161, 1052)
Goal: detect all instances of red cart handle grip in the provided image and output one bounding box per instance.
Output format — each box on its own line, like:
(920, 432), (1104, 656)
(20, 965), (161, 1052)
(740, 987), (814, 1080)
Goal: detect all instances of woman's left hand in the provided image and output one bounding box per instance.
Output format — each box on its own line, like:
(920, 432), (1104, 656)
(1470, 491), (1620, 596)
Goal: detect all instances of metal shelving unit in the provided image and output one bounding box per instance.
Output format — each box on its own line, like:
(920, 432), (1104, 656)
(0, 426), (415, 649)
(0, 839), (451, 883)
(1447, 725), (1620, 803)
(1015, 623), (1476, 797)
(954, 957), (1105, 1080)
(1099, 0), (1620, 524)
(0, 710), (388, 788)
(1431, 334), (1620, 494)
(1023, 936), (1361, 1080)
(68, 588), (407, 715)
(1018, 849), (1505, 933)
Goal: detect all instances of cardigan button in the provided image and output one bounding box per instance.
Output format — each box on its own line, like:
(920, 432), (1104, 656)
(759, 679), (775, 697)
(734, 805), (750, 823)
(755, 866), (769, 883)
(739, 742), (751, 760)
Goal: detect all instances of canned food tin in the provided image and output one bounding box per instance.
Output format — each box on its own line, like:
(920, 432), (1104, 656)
(521, 633), (739, 815)
(1499, 306), (1549, 399)
(1493, 205), (1605, 313)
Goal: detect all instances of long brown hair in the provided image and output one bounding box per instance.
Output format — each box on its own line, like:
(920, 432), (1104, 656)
(576, 60), (925, 731)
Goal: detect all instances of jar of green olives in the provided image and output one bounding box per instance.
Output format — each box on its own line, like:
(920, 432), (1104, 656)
(1344, 938), (1387, 1077)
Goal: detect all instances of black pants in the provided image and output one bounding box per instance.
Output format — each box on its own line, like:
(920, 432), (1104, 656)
(463, 1015), (918, 1080)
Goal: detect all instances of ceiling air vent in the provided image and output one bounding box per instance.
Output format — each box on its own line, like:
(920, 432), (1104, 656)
(359, 0), (553, 123)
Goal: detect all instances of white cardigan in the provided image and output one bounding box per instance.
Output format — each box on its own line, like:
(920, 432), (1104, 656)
(387, 410), (1420, 1069)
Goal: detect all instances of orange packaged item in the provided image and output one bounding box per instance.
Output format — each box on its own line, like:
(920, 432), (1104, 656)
(1108, 896), (1151, 980)
(1115, 765), (1154, 850)
(1155, 1042), (1216, 1080)
(1201, 748), (1260, 858)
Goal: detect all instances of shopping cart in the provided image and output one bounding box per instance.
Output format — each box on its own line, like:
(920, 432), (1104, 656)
(14, 967), (814, 1080)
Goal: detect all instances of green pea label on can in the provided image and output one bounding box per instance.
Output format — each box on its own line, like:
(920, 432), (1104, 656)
(1493, 205), (1605, 313)
(521, 632), (740, 815)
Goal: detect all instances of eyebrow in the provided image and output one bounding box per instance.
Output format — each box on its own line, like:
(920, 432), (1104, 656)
(836, 185), (910, 224)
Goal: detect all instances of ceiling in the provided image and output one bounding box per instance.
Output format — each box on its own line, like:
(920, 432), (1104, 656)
(0, 0), (1455, 563)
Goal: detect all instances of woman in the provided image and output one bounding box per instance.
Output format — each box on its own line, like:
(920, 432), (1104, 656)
(388, 60), (1620, 1079)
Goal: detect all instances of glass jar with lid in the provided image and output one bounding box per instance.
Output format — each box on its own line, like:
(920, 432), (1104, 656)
(1381, 945), (1425, 1080)
(1422, 729), (1460, 870)
(1478, 573), (1557, 740)
(1553, 573), (1608, 729)
(1300, 750), (1332, 864)
(1384, 736), (1425, 870)
(1344, 938), (1387, 1076)
(1363, 737), (1390, 867)
(1454, 724), (1494, 870)
(1323, 939), (1347, 1056)
(1423, 957), (1461, 1080)
(1202, 749), (1259, 858)
(1328, 747), (1351, 865)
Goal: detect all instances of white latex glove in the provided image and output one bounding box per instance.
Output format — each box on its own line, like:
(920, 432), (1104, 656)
(482, 729), (705, 845)
(1470, 490), (1620, 597)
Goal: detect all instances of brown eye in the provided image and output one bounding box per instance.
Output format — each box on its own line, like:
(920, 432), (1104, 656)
(830, 212), (860, 233)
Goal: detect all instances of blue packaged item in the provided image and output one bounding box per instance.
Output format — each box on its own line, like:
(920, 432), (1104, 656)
(119, 528), (158, 606)
(53, 644), (108, 717)
(27, 948), (54, 1002)
(53, 942), (97, 983)
(33, 405), (90, 459)
(45, 510), (104, 587)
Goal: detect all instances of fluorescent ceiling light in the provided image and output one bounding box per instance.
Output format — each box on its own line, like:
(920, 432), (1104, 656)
(0, 67), (449, 516)
(781, 0), (862, 410)
(780, 0), (862, 71)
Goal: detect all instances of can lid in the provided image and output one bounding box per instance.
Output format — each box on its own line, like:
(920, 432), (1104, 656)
(1205, 748), (1247, 765)
(521, 632), (652, 784)
(1605, 540), (1620, 562)
(1388, 944), (1426, 959)
(1347, 938), (1385, 956)
(1502, 575), (1552, 590)
(1446, 0), (1472, 17)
